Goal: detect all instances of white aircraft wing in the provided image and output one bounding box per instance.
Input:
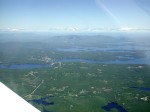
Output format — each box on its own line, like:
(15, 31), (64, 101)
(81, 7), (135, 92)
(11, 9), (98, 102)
(0, 82), (40, 112)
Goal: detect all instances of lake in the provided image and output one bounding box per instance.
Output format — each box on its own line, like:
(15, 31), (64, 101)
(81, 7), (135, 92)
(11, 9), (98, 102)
(102, 102), (128, 112)
(129, 87), (150, 91)
(0, 64), (50, 69)
(0, 58), (150, 69)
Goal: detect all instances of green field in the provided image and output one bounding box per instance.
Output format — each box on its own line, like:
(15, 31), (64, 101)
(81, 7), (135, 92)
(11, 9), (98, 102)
(0, 33), (150, 112)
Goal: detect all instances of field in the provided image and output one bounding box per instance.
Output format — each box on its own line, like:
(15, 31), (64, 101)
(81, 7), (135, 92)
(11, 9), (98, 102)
(0, 32), (150, 112)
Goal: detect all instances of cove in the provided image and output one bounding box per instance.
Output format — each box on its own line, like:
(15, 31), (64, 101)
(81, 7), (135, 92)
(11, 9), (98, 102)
(102, 102), (128, 112)
(0, 64), (50, 69)
(29, 96), (54, 106)
(130, 87), (150, 91)
(57, 58), (150, 65)
(0, 58), (150, 69)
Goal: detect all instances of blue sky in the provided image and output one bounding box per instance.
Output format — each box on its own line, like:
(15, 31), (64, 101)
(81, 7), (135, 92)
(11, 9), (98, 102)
(0, 0), (150, 32)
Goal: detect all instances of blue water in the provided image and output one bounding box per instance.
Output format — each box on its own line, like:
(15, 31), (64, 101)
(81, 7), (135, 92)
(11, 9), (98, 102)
(0, 64), (50, 69)
(56, 46), (149, 52)
(102, 102), (128, 112)
(58, 58), (150, 64)
(30, 96), (54, 106)
(0, 58), (149, 69)
(29, 96), (54, 112)
(32, 99), (54, 105)
(130, 87), (150, 91)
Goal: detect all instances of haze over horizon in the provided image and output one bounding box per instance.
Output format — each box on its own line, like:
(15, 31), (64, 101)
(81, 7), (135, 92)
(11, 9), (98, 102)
(0, 0), (150, 32)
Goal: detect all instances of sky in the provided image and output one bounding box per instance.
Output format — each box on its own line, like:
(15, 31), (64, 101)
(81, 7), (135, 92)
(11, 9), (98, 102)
(0, 0), (150, 32)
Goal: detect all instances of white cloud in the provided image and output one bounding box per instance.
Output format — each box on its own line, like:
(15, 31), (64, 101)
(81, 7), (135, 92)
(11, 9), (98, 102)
(4, 28), (23, 32)
(67, 27), (79, 32)
(119, 27), (134, 31)
(84, 27), (118, 32)
(118, 27), (150, 32)
(10, 28), (20, 32)
(49, 27), (79, 32)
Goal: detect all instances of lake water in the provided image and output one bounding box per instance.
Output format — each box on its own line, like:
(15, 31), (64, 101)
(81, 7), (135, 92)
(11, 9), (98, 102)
(29, 96), (54, 106)
(29, 96), (54, 112)
(58, 58), (150, 64)
(102, 102), (128, 112)
(0, 58), (150, 69)
(0, 64), (50, 69)
(32, 99), (54, 105)
(130, 87), (150, 91)
(56, 46), (150, 52)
